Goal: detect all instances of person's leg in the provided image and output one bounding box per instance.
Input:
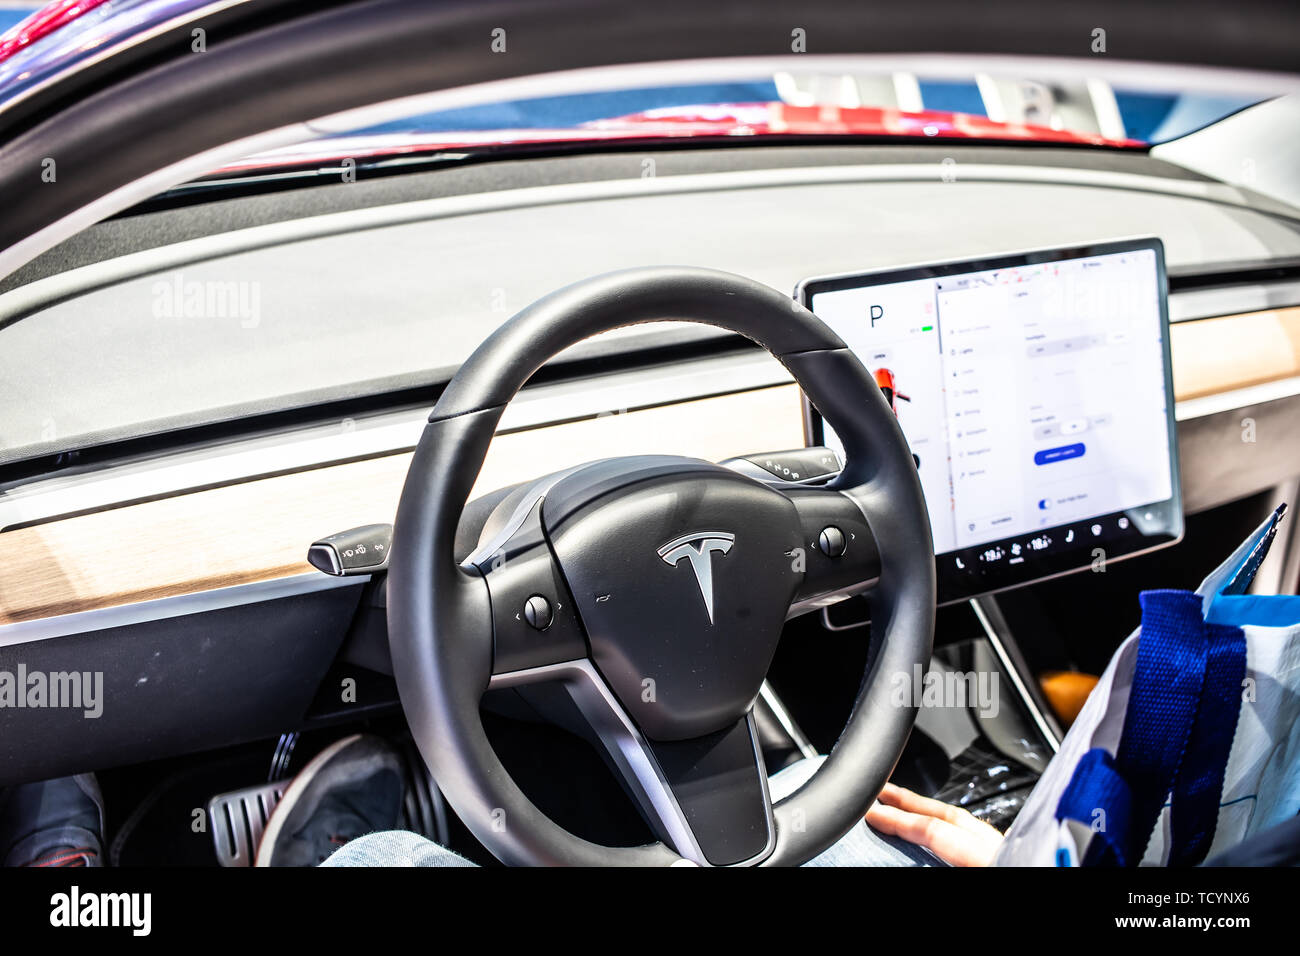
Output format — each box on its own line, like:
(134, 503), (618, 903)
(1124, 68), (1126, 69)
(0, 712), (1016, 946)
(258, 734), (411, 867)
(256, 734), (479, 867)
(325, 753), (942, 867)
(321, 829), (475, 867)
(768, 756), (944, 867)
(0, 773), (105, 867)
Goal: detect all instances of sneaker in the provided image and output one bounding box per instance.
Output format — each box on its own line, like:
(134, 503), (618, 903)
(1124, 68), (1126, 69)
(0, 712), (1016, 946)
(254, 734), (403, 867)
(0, 774), (105, 867)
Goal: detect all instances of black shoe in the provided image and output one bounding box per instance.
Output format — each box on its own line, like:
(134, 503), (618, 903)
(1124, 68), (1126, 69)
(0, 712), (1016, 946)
(0, 774), (105, 867)
(255, 734), (403, 867)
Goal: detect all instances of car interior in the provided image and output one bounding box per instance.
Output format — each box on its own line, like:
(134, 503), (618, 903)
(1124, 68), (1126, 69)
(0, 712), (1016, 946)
(0, 0), (1298, 868)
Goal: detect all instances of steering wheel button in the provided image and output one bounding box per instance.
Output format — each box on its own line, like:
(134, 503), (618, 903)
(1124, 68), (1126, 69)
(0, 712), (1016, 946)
(818, 526), (847, 558)
(523, 594), (553, 630)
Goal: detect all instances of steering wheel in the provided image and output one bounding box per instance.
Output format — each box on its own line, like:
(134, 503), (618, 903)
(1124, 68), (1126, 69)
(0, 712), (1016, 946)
(388, 267), (935, 866)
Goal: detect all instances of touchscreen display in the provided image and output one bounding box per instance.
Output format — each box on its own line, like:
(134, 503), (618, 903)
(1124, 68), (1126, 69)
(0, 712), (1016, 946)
(797, 239), (1182, 603)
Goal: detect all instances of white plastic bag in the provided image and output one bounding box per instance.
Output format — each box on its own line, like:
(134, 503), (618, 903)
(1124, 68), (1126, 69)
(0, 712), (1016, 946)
(997, 508), (1300, 866)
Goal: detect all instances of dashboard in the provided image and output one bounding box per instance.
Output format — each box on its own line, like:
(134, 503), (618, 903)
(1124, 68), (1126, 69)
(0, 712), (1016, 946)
(800, 239), (1183, 603)
(1, 147), (1299, 787)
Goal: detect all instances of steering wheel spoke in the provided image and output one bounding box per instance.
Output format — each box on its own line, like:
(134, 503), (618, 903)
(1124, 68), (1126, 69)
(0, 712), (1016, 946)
(464, 496), (589, 677)
(783, 485), (882, 614)
(642, 711), (775, 866)
(492, 659), (773, 866)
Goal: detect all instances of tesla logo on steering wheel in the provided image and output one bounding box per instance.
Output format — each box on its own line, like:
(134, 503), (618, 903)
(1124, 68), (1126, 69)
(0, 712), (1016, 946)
(657, 531), (735, 625)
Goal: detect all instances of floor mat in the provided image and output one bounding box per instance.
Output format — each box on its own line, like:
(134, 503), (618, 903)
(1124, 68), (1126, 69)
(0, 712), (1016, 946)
(108, 750), (269, 867)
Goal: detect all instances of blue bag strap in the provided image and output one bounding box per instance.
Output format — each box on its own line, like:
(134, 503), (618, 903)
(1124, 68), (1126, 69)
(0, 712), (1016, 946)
(1168, 620), (1246, 866)
(1110, 590), (1210, 863)
(1055, 748), (1134, 865)
(1056, 590), (1208, 865)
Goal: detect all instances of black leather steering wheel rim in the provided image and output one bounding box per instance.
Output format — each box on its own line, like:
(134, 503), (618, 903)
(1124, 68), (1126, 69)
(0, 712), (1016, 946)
(388, 266), (935, 866)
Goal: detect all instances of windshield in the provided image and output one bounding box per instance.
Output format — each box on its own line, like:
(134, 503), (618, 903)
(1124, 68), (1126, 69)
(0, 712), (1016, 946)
(0, 38), (1280, 471)
(206, 71), (1264, 178)
(0, 3), (1269, 166)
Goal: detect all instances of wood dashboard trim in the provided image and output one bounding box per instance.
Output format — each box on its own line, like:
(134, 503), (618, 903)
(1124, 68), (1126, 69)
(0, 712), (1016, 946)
(1169, 306), (1300, 401)
(0, 385), (805, 624)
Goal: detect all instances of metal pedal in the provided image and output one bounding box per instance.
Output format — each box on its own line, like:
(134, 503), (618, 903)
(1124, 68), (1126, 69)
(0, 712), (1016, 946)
(207, 781), (286, 867)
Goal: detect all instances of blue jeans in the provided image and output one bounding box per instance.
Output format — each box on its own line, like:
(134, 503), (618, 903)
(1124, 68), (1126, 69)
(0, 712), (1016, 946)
(322, 756), (942, 867)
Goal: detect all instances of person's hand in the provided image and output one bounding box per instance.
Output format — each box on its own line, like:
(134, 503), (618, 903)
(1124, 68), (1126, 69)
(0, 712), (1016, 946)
(864, 783), (1004, 867)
